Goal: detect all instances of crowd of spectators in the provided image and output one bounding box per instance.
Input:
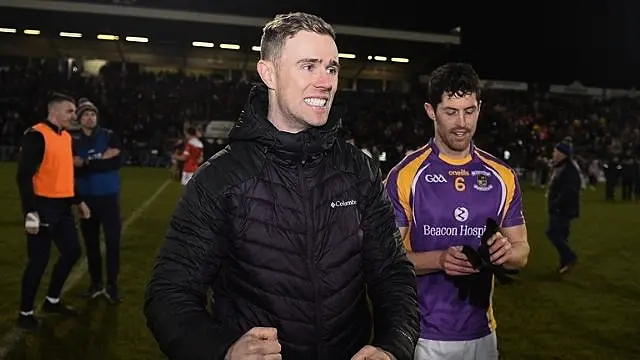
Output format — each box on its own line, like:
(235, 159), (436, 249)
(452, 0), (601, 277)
(1, 57), (639, 186)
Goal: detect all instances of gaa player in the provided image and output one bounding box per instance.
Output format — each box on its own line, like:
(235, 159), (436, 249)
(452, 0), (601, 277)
(385, 63), (530, 360)
(172, 127), (203, 185)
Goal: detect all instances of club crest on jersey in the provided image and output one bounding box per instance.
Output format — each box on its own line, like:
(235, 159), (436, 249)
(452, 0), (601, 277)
(472, 170), (493, 191)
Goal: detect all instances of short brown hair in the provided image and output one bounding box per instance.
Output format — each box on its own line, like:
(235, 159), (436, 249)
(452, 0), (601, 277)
(260, 12), (336, 61)
(47, 92), (75, 109)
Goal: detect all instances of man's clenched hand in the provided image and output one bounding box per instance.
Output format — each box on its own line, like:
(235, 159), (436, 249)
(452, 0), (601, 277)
(352, 345), (395, 360)
(225, 327), (281, 360)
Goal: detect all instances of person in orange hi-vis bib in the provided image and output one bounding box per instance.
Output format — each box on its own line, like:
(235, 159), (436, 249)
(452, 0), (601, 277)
(15, 93), (91, 331)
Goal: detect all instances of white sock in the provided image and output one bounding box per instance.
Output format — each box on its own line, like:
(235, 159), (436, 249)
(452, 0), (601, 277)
(20, 311), (34, 316)
(46, 297), (60, 304)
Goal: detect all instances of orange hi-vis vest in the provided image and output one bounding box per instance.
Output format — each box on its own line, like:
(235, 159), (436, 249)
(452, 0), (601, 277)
(31, 122), (75, 198)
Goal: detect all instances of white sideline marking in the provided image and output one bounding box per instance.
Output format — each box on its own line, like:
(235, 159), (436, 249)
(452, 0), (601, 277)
(0, 179), (172, 359)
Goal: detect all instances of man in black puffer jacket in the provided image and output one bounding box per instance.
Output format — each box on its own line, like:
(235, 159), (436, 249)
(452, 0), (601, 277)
(144, 12), (419, 360)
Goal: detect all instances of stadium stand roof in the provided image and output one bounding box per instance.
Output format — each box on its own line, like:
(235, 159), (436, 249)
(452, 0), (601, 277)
(0, 0), (459, 45)
(3, 0), (640, 87)
(24, 0), (463, 36)
(0, 7), (455, 57)
(0, 0), (463, 79)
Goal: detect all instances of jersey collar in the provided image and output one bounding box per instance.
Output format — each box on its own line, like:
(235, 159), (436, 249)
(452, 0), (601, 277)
(428, 138), (475, 165)
(44, 119), (64, 135)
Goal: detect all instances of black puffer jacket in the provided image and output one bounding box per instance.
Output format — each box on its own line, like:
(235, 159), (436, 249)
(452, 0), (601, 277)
(144, 85), (419, 360)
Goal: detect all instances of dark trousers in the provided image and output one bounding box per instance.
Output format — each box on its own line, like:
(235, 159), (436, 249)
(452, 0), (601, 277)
(20, 203), (81, 312)
(546, 214), (577, 267)
(80, 195), (122, 287)
(622, 180), (634, 201)
(605, 179), (616, 200)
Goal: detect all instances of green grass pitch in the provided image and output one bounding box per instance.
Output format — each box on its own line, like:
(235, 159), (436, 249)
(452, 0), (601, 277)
(0, 162), (637, 359)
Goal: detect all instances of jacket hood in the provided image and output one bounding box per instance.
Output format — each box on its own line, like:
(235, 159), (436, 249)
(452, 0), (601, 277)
(228, 84), (344, 161)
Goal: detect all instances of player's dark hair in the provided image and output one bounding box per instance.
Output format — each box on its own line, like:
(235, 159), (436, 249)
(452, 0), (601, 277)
(47, 92), (75, 109)
(186, 127), (197, 136)
(427, 63), (481, 108)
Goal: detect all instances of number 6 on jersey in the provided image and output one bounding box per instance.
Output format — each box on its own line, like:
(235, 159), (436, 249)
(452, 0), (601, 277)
(455, 176), (465, 192)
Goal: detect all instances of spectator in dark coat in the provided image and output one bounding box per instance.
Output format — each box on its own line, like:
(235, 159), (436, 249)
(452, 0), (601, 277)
(546, 137), (581, 274)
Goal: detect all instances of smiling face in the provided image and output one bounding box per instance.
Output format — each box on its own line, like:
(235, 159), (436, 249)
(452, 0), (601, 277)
(256, 12), (339, 133)
(425, 92), (481, 153)
(424, 62), (483, 157)
(258, 31), (339, 133)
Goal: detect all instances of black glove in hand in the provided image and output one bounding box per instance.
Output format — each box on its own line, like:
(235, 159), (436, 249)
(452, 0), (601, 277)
(463, 218), (519, 285)
(453, 266), (494, 308)
(454, 218), (519, 308)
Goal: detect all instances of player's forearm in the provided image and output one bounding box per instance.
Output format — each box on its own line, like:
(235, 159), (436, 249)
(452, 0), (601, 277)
(407, 251), (444, 275)
(16, 178), (37, 214)
(503, 241), (530, 269)
(16, 159), (37, 213)
(398, 227), (444, 275)
(86, 156), (121, 172)
(16, 133), (44, 214)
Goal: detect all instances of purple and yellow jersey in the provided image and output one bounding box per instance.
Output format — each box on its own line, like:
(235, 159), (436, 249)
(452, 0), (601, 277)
(384, 140), (525, 341)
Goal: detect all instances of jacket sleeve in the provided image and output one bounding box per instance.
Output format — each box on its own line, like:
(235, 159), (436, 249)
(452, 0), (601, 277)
(361, 163), (420, 360)
(550, 164), (581, 214)
(144, 164), (242, 360)
(84, 156), (121, 172)
(84, 130), (122, 172)
(15, 130), (44, 215)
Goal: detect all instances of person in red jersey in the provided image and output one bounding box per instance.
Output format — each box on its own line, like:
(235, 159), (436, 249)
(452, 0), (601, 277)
(173, 127), (203, 185)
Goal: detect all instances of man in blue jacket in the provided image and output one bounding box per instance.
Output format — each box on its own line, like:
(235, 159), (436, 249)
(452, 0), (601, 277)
(72, 99), (123, 303)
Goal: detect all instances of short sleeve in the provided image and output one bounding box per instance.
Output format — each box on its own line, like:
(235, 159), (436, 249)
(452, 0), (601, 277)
(384, 168), (411, 228)
(501, 170), (525, 227)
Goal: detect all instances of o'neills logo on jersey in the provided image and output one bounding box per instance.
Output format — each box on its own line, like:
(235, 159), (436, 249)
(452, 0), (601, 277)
(423, 224), (487, 238)
(331, 200), (357, 208)
(448, 169), (470, 177)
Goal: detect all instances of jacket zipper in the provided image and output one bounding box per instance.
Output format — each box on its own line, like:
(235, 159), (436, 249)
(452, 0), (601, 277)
(299, 149), (323, 357)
